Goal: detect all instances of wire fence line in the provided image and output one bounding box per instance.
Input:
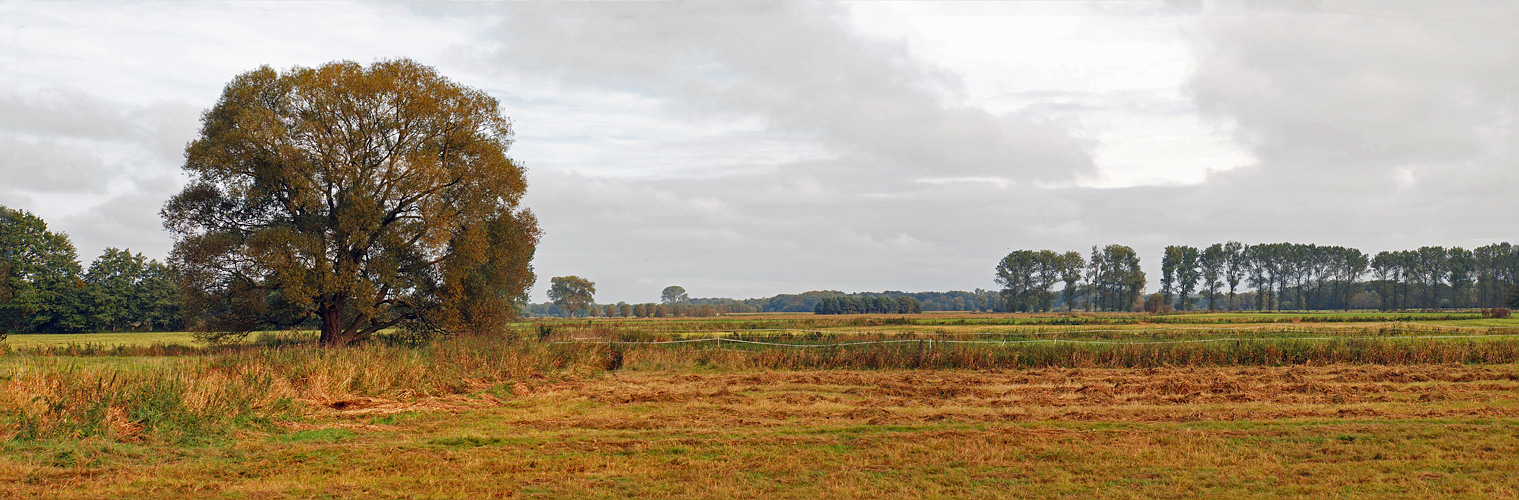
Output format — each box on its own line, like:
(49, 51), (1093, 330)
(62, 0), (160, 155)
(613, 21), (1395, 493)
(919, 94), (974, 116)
(579, 321), (1507, 339)
(554, 331), (1519, 349)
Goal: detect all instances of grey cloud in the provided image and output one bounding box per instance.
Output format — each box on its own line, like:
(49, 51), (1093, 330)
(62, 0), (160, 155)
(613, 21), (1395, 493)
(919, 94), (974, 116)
(0, 88), (138, 140)
(511, 1), (1516, 301)
(59, 188), (179, 261)
(125, 101), (203, 165)
(1189, 2), (1513, 174)
(523, 161), (1079, 302)
(0, 137), (112, 193)
(0, 86), (202, 261)
(1063, 0), (1518, 265)
(484, 1), (1094, 182)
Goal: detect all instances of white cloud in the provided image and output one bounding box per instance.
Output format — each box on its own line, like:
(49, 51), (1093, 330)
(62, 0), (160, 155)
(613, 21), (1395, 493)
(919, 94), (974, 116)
(0, 0), (1511, 301)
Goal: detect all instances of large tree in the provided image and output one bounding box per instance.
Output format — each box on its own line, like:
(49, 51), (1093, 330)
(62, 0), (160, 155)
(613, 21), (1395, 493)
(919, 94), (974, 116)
(548, 276), (596, 317)
(1058, 251), (1085, 311)
(1222, 241), (1246, 311)
(1085, 244), (1145, 312)
(163, 59), (541, 346)
(995, 250), (1041, 312)
(660, 285), (689, 304)
(84, 248), (147, 332)
(1198, 243), (1225, 311)
(0, 206), (88, 334)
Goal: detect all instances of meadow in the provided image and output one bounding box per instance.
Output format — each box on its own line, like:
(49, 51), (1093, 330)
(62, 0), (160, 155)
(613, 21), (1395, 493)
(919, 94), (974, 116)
(3, 311), (1518, 498)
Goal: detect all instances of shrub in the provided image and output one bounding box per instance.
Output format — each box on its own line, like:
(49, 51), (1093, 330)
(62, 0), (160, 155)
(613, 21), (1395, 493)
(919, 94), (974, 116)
(1143, 293), (1172, 314)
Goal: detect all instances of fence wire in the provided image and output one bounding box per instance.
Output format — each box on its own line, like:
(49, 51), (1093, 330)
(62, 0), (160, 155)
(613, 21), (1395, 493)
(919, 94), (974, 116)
(552, 322), (1519, 348)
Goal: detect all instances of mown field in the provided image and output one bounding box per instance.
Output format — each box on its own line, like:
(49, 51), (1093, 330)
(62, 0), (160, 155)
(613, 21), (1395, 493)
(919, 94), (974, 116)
(3, 311), (1518, 498)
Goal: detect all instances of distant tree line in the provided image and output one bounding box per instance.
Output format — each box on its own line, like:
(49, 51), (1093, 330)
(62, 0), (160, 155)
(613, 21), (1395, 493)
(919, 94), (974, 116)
(527, 287), (1019, 318)
(530, 280), (764, 318)
(999, 241), (1519, 313)
(1, 207), (183, 334)
(813, 295), (922, 315)
(994, 244), (1148, 312)
(528, 299), (760, 318)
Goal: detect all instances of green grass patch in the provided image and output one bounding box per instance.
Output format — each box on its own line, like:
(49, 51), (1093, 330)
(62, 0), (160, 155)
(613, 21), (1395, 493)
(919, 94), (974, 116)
(3, 332), (204, 348)
(273, 428), (356, 443)
(427, 435), (510, 448)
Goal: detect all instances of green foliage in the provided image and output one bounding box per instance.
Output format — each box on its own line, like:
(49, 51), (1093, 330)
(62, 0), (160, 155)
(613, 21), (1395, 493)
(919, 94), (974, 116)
(0, 208), (184, 335)
(1162, 245), (1200, 311)
(995, 250), (1083, 312)
(1087, 244), (1146, 311)
(547, 276), (596, 317)
(660, 285), (689, 305)
(273, 428), (357, 443)
(82, 249), (183, 333)
(1, 206), (87, 334)
(813, 295), (921, 315)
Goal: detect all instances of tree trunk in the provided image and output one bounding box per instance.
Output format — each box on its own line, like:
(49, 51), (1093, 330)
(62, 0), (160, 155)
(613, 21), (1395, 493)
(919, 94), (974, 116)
(318, 300), (352, 347)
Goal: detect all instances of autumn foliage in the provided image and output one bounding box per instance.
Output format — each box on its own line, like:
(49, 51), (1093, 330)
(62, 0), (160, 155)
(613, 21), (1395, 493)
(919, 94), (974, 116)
(162, 59), (539, 346)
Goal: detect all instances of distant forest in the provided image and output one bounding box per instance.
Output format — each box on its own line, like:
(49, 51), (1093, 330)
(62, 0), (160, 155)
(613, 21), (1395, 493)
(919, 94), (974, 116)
(535, 241), (1519, 318)
(2, 207), (182, 334)
(6, 205), (1519, 328)
(994, 242), (1519, 314)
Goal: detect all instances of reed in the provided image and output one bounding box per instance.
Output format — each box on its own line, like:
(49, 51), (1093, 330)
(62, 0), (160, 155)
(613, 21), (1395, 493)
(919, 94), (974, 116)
(616, 337), (1519, 371)
(0, 336), (609, 442)
(5, 326), (1516, 443)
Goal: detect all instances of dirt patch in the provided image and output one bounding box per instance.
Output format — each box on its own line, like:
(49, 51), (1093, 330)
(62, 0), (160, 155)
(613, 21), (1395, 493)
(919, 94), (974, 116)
(305, 395), (478, 416)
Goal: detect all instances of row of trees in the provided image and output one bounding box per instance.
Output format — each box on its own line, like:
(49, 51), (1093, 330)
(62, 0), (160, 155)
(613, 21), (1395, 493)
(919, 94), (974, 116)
(813, 295), (922, 315)
(999, 241), (1519, 313)
(1, 207), (183, 334)
(533, 282), (943, 317)
(1367, 244), (1517, 310)
(994, 245), (1148, 312)
(1159, 242), (1376, 312)
(536, 280), (763, 317)
(529, 301), (748, 318)
(1156, 242), (1519, 311)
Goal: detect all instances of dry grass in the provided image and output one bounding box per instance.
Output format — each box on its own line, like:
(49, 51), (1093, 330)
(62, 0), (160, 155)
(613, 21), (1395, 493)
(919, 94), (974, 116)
(616, 337), (1519, 370)
(3, 364), (1518, 498)
(4, 319), (1519, 498)
(0, 338), (611, 442)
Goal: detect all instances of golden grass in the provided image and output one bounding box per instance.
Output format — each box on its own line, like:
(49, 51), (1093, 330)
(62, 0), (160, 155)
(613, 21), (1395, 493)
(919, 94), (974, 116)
(3, 331), (205, 348)
(5, 316), (1519, 498)
(0, 338), (610, 442)
(4, 364), (1518, 498)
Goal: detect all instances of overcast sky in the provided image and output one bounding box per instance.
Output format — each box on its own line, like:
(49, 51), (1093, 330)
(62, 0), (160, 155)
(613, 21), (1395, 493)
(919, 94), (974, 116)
(1, 1), (1513, 303)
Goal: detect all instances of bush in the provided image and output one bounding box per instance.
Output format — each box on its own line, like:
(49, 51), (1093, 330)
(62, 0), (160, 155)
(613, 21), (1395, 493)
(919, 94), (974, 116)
(1483, 308), (1512, 319)
(1143, 293), (1172, 314)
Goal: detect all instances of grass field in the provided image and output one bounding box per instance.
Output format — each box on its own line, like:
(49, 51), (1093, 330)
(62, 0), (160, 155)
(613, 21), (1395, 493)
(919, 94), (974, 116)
(2, 331), (202, 348)
(1, 330), (324, 349)
(3, 312), (1518, 498)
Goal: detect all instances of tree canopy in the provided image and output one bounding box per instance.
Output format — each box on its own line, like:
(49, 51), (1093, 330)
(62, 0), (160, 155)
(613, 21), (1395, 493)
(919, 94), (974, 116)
(660, 285), (689, 304)
(162, 59), (540, 346)
(1, 207), (181, 334)
(994, 250), (1080, 312)
(0, 206), (84, 335)
(548, 276), (596, 317)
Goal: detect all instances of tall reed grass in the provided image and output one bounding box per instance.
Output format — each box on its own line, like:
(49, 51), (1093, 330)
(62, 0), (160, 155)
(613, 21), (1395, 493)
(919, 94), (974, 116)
(0, 336), (610, 443)
(619, 337), (1519, 371)
(6, 326), (1518, 444)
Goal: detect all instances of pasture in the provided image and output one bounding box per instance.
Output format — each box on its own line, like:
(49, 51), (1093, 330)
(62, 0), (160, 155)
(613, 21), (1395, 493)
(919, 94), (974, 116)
(3, 311), (1518, 498)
